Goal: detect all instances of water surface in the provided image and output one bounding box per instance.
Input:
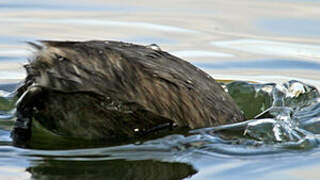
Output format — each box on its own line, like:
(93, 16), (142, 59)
(1, 0), (320, 179)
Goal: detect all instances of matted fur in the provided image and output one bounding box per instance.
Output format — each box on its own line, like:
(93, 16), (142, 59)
(13, 40), (245, 141)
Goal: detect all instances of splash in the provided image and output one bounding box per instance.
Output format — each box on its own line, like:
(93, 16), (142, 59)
(207, 80), (320, 150)
(0, 80), (320, 157)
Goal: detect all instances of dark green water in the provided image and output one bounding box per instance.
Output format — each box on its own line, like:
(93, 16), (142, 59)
(1, 0), (320, 179)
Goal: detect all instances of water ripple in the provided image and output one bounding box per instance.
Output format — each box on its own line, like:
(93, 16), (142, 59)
(195, 59), (320, 70)
(1, 18), (199, 33)
(211, 39), (320, 60)
(172, 50), (234, 58)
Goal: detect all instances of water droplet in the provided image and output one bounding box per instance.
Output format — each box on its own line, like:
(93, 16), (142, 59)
(287, 82), (305, 98)
(147, 44), (161, 51)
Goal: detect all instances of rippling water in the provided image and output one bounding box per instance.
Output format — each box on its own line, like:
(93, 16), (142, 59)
(1, 0), (320, 179)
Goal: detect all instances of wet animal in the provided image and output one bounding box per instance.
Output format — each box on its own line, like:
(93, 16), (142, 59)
(12, 40), (245, 143)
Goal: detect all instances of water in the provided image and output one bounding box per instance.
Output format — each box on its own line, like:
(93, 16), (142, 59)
(1, 0), (320, 179)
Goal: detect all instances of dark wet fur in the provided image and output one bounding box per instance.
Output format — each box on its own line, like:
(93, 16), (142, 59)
(12, 40), (245, 142)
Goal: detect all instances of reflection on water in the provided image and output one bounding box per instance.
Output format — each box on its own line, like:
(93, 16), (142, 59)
(28, 160), (197, 180)
(211, 39), (320, 60)
(259, 18), (320, 37)
(2, 18), (199, 33)
(1, 0), (320, 179)
(196, 59), (320, 70)
(172, 50), (235, 58)
(0, 0), (138, 12)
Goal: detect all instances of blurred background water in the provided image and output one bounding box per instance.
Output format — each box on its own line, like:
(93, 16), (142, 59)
(1, 0), (320, 179)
